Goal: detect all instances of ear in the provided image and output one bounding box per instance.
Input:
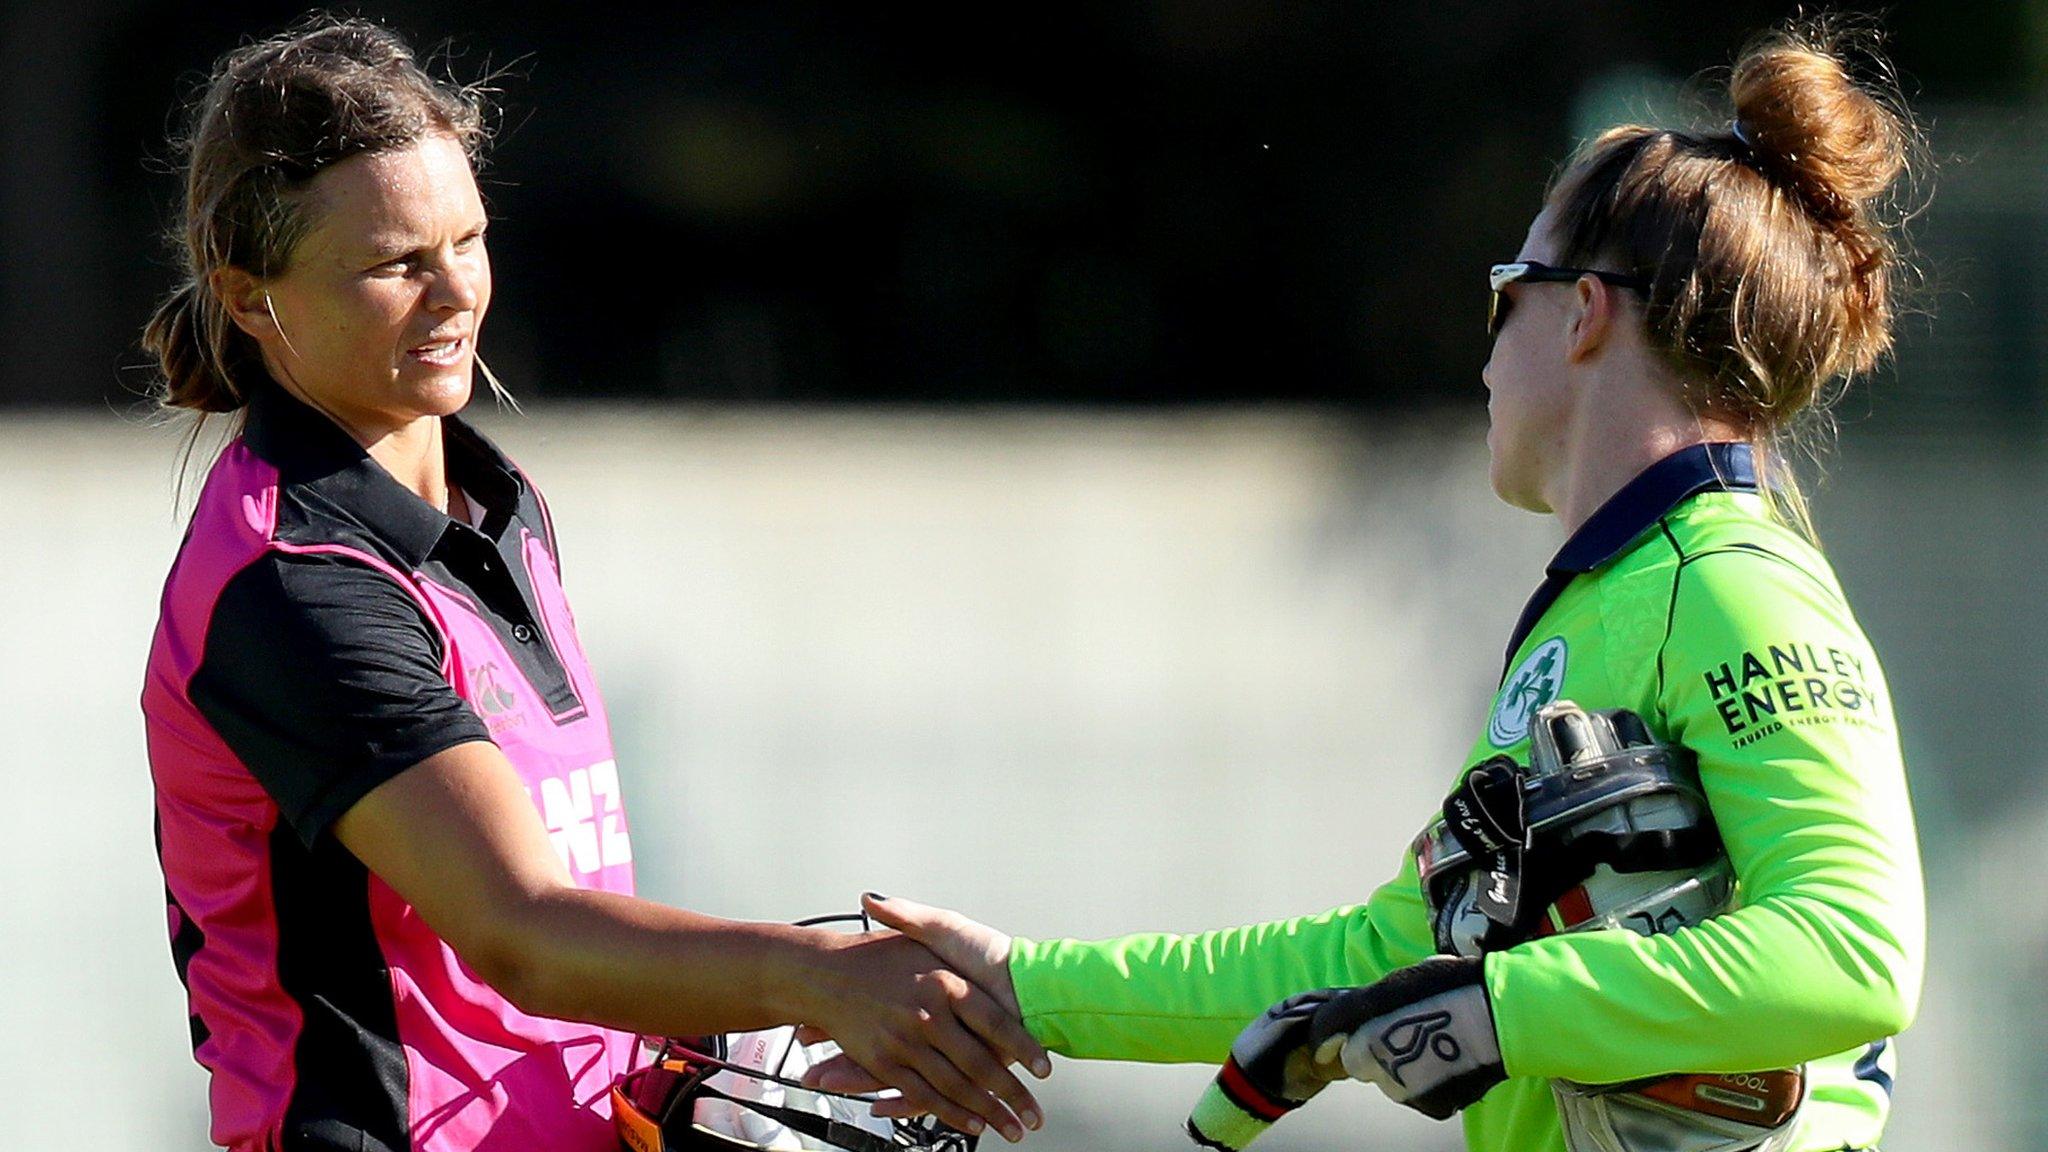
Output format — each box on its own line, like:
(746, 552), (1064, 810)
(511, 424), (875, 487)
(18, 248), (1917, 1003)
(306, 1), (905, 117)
(212, 266), (275, 343)
(1564, 275), (1617, 364)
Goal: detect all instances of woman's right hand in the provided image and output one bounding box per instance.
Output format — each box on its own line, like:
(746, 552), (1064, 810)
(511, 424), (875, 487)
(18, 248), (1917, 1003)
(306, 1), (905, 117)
(792, 924), (1048, 1142)
(801, 895), (1037, 1118)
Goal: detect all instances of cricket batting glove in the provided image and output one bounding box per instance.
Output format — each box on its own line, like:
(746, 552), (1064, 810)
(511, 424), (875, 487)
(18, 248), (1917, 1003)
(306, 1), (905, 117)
(1309, 955), (1504, 1121)
(1185, 990), (1341, 1151)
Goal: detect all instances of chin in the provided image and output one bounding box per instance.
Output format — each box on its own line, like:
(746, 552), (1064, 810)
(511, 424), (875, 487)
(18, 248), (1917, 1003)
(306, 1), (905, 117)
(1486, 449), (1513, 502)
(403, 368), (475, 417)
(1488, 457), (1546, 515)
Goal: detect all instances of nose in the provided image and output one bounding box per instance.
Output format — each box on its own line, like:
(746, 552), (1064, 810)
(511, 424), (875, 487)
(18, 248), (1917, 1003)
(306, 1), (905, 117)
(425, 252), (483, 314)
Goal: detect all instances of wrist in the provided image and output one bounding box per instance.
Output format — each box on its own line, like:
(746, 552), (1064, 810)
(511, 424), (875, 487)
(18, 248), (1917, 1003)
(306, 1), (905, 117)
(756, 922), (836, 1024)
(986, 934), (1020, 1014)
(1002, 936), (1042, 1018)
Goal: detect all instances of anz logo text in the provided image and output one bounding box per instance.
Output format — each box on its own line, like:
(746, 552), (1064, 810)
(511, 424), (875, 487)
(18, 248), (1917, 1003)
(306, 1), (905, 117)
(529, 760), (632, 875)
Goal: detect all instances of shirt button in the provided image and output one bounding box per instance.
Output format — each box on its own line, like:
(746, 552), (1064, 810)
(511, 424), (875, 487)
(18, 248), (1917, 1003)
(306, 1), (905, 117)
(512, 624), (534, 643)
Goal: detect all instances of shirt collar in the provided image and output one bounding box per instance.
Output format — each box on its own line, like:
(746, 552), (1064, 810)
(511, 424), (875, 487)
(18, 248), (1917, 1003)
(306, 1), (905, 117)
(1548, 441), (1757, 574)
(241, 382), (525, 568)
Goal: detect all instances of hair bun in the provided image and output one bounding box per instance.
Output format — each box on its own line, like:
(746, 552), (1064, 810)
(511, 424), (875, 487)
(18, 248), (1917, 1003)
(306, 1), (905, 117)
(1729, 21), (1908, 221)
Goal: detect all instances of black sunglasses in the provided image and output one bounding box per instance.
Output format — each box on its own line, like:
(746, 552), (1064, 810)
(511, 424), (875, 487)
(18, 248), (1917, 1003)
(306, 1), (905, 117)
(1488, 262), (1651, 338)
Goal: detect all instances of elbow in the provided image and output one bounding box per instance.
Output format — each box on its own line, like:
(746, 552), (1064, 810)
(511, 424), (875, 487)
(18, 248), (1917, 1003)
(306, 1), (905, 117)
(1769, 892), (1923, 1048)
(466, 935), (554, 1015)
(1808, 945), (1919, 1050)
(1841, 923), (1923, 1043)
(1852, 972), (1916, 1040)
(445, 893), (572, 1018)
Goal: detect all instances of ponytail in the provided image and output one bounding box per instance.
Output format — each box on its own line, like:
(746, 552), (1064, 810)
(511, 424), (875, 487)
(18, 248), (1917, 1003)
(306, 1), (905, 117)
(142, 281), (248, 415)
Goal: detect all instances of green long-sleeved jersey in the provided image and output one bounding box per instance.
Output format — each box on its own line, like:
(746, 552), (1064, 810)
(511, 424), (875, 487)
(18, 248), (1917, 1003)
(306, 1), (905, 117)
(1009, 443), (1923, 1151)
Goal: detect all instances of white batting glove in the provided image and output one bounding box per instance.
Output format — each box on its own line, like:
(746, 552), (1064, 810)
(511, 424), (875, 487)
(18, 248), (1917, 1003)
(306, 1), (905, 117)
(1309, 955), (1505, 1121)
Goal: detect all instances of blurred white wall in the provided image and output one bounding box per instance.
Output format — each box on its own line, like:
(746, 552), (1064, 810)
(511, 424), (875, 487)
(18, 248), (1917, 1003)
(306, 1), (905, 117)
(0, 407), (2016, 1150)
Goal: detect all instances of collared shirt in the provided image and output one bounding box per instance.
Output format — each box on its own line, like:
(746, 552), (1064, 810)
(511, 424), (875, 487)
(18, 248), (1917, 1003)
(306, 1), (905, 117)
(1501, 440), (1756, 675)
(142, 384), (636, 1152)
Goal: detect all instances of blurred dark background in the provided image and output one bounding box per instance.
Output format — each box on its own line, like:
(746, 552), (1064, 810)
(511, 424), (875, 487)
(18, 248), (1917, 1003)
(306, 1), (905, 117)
(3, 2), (2038, 409)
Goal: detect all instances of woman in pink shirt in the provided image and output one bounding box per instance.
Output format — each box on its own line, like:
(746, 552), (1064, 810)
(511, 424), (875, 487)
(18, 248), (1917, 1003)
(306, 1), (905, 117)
(139, 15), (1045, 1152)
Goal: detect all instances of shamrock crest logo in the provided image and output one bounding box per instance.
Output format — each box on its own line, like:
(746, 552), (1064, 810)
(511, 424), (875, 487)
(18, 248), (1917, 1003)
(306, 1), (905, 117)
(1488, 637), (1566, 748)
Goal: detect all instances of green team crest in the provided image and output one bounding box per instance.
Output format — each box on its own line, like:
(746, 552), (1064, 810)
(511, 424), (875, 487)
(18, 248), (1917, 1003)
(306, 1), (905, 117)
(1490, 636), (1567, 747)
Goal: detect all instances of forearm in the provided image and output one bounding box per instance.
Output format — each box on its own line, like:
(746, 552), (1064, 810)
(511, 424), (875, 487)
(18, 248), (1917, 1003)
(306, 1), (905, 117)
(1488, 727), (1923, 1081)
(1014, 915), (1348, 1064)
(1013, 879), (1433, 1064)
(478, 887), (828, 1035)
(1488, 885), (1920, 1082)
(332, 745), (1049, 1141)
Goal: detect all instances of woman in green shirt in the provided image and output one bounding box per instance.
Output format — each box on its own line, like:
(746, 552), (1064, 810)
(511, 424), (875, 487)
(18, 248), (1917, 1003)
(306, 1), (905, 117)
(820, 19), (1924, 1152)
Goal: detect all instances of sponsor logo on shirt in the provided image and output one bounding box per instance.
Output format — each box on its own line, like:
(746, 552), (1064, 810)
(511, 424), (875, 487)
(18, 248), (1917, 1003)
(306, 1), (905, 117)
(1701, 641), (1884, 744)
(470, 661), (520, 720)
(530, 759), (633, 876)
(469, 660), (532, 736)
(1490, 637), (1567, 748)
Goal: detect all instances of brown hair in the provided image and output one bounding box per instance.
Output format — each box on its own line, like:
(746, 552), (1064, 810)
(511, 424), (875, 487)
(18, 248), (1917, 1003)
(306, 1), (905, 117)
(142, 13), (490, 422)
(1546, 15), (1923, 534)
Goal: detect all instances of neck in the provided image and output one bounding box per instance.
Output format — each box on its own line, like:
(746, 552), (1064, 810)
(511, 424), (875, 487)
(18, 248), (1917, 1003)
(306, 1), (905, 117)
(364, 417), (451, 511)
(1544, 366), (1744, 535)
(1549, 425), (1714, 535)
(267, 367), (452, 511)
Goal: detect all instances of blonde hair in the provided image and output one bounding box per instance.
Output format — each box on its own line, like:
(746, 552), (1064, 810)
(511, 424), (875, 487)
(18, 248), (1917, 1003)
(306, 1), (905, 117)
(1547, 16), (1924, 535)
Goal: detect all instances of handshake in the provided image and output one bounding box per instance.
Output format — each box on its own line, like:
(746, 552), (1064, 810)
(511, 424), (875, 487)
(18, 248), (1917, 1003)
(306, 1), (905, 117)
(628, 892), (1052, 1150)
(761, 897), (1506, 1152)
(648, 700), (1779, 1152)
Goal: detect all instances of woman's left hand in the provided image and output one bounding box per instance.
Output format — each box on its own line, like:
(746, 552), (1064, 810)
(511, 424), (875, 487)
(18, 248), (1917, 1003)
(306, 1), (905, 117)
(1310, 955), (1502, 1120)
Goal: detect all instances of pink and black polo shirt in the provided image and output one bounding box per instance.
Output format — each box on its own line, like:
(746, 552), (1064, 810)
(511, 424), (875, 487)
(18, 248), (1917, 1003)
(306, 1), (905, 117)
(142, 384), (637, 1152)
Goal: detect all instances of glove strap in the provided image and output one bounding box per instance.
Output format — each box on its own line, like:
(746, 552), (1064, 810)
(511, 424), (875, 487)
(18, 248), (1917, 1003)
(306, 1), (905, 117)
(1441, 756), (1533, 937)
(1186, 1056), (1303, 1152)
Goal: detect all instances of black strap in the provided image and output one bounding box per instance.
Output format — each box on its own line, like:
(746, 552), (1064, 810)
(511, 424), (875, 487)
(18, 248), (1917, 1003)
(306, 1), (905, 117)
(1440, 756), (1531, 936)
(685, 1085), (900, 1152)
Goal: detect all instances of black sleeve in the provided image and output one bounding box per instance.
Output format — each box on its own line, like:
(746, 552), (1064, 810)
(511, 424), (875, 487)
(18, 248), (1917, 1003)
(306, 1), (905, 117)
(190, 551), (493, 847)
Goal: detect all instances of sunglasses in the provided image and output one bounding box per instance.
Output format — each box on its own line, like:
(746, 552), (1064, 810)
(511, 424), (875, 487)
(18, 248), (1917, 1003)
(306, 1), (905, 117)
(1488, 262), (1651, 338)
